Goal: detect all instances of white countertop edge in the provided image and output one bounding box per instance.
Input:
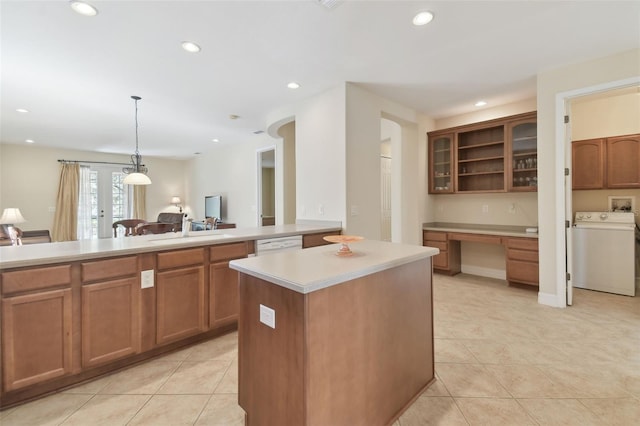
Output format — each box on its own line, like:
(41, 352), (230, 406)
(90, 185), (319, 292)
(230, 246), (439, 294)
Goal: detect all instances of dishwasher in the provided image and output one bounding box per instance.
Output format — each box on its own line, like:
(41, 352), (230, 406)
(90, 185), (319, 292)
(255, 235), (303, 256)
(572, 211), (636, 296)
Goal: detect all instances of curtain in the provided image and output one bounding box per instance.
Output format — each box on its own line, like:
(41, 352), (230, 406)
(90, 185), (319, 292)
(133, 185), (147, 220)
(51, 163), (80, 242)
(77, 165), (93, 239)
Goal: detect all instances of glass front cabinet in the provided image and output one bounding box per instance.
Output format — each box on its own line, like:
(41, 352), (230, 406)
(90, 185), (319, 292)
(508, 116), (538, 192)
(428, 133), (454, 193)
(428, 111), (537, 194)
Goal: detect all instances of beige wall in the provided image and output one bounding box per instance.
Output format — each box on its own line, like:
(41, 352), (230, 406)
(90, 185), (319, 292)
(0, 143), (186, 231)
(537, 48), (640, 306)
(278, 121), (296, 224)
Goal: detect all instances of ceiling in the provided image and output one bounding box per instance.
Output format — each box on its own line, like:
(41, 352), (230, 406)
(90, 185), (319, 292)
(1, 1), (639, 159)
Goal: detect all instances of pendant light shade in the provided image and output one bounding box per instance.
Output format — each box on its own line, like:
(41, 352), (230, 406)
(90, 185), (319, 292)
(123, 95), (152, 185)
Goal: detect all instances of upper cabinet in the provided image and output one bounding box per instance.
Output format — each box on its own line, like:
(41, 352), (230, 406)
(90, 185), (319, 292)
(508, 117), (538, 192)
(607, 134), (640, 188)
(572, 138), (605, 189)
(428, 111), (536, 194)
(572, 134), (640, 190)
(429, 133), (454, 193)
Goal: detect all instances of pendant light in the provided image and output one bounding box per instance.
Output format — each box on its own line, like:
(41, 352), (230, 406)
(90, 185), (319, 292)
(123, 95), (152, 185)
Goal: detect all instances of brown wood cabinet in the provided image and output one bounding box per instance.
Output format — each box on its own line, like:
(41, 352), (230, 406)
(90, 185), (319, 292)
(1, 265), (73, 392)
(302, 230), (342, 248)
(607, 134), (640, 188)
(505, 238), (539, 287)
(209, 242), (249, 329)
(156, 249), (206, 345)
(422, 231), (460, 275)
(81, 256), (140, 368)
(572, 138), (606, 189)
(573, 134), (640, 190)
(428, 111), (536, 194)
(429, 133), (454, 193)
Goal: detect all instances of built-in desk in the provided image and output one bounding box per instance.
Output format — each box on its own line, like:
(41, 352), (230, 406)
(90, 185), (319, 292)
(423, 222), (539, 287)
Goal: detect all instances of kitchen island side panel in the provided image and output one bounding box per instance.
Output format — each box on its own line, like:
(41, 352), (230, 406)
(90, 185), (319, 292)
(237, 257), (434, 426)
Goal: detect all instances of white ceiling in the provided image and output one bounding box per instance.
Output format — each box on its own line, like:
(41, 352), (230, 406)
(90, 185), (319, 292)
(1, 1), (639, 159)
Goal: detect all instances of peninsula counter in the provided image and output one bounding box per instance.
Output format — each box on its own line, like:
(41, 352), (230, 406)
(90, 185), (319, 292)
(230, 240), (439, 426)
(0, 223), (340, 408)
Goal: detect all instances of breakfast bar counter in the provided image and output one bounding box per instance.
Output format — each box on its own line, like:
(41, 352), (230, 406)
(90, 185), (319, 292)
(230, 240), (439, 426)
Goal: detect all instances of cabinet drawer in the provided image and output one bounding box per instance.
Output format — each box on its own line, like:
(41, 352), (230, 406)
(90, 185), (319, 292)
(157, 248), (205, 270)
(2, 265), (71, 295)
(303, 232), (341, 248)
(505, 238), (538, 251)
(210, 242), (248, 262)
(425, 240), (447, 251)
(82, 256), (137, 282)
(423, 231), (447, 242)
(448, 232), (502, 245)
(433, 251), (449, 269)
(507, 249), (538, 263)
(507, 260), (539, 285)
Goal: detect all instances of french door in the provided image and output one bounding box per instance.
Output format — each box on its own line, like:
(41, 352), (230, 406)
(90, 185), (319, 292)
(78, 166), (132, 239)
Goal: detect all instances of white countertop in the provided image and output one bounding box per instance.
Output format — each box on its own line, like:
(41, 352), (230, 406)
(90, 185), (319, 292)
(0, 224), (342, 270)
(229, 239), (439, 294)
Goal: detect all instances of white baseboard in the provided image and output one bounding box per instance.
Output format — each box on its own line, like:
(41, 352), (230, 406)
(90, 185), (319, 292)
(460, 265), (506, 280)
(538, 291), (566, 308)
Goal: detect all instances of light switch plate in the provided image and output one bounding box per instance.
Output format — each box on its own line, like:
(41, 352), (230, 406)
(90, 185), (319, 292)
(141, 270), (154, 289)
(259, 304), (276, 329)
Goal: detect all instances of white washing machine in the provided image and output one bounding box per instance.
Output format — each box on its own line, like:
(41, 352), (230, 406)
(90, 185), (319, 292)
(572, 211), (636, 297)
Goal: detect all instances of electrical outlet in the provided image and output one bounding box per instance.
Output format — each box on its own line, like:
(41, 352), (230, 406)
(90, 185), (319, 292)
(319, 204), (324, 215)
(482, 204), (489, 213)
(141, 270), (154, 289)
(351, 205), (359, 216)
(437, 205), (444, 213)
(48, 206), (56, 213)
(508, 203), (516, 214)
(259, 304), (276, 329)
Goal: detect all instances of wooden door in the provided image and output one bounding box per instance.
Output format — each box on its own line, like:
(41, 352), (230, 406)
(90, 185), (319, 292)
(572, 139), (605, 189)
(82, 278), (140, 367)
(607, 134), (640, 188)
(156, 266), (205, 344)
(2, 289), (72, 391)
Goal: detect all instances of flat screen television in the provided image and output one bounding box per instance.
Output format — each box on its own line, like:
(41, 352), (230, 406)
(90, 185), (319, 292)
(205, 195), (222, 220)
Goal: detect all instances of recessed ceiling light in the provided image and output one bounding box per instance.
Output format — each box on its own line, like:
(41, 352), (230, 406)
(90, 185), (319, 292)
(70, 1), (98, 16)
(25, 139), (35, 144)
(16, 108), (29, 113)
(181, 41), (201, 53)
(287, 82), (300, 89)
(212, 138), (220, 143)
(475, 101), (488, 107)
(412, 11), (434, 26)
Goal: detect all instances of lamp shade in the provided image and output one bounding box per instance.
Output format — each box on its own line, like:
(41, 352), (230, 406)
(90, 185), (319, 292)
(171, 196), (181, 204)
(0, 208), (26, 224)
(123, 172), (152, 185)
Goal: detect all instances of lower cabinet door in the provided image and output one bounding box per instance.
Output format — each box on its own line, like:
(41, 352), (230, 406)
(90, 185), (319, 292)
(156, 266), (206, 344)
(209, 261), (239, 328)
(82, 278), (140, 367)
(2, 288), (72, 391)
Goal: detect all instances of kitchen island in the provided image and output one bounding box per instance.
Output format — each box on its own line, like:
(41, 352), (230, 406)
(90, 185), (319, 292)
(0, 223), (340, 408)
(230, 239), (439, 426)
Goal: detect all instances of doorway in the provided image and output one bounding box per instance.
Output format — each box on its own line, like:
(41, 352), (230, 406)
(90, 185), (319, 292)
(380, 139), (392, 241)
(78, 165), (132, 239)
(257, 147), (276, 226)
(558, 77), (640, 306)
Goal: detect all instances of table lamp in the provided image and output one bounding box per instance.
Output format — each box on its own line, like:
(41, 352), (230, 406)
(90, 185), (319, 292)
(0, 208), (26, 246)
(171, 196), (183, 213)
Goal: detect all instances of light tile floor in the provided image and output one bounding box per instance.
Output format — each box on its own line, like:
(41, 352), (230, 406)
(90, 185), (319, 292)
(1, 273), (639, 425)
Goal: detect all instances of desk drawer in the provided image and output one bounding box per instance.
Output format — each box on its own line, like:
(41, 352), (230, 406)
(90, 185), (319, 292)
(505, 238), (538, 251)
(423, 231), (447, 242)
(508, 249), (538, 263)
(448, 232), (502, 245)
(425, 241), (447, 251)
(507, 260), (539, 285)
